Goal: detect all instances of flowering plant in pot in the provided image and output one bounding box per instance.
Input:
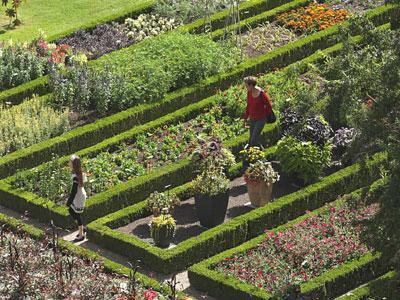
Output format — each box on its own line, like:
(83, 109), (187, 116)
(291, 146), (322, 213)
(244, 161), (280, 207)
(192, 168), (230, 228)
(146, 191), (180, 216)
(191, 139), (235, 174)
(150, 213), (176, 248)
(239, 146), (266, 169)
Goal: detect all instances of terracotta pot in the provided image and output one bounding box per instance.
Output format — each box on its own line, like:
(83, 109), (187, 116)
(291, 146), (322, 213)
(194, 190), (229, 228)
(246, 180), (273, 207)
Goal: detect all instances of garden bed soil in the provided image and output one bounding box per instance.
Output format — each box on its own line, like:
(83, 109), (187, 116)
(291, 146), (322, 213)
(117, 176), (299, 246)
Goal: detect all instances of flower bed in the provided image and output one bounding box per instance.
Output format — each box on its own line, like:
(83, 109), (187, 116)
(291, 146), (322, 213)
(188, 183), (391, 299)
(213, 202), (378, 294)
(276, 2), (350, 34)
(0, 213), (176, 299)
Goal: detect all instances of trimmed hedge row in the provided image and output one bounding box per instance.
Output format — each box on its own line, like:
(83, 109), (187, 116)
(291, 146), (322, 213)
(85, 152), (387, 274)
(0, 212), (171, 296)
(0, 4), (396, 179)
(0, 0), (295, 106)
(336, 271), (399, 299)
(188, 183), (391, 300)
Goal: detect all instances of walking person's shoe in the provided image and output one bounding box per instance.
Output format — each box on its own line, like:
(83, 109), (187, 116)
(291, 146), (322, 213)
(73, 235), (85, 243)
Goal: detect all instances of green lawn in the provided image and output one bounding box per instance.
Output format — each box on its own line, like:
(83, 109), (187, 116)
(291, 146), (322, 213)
(0, 0), (154, 42)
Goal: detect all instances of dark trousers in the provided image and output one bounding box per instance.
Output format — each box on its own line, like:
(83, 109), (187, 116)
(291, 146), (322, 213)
(249, 118), (266, 147)
(69, 207), (83, 226)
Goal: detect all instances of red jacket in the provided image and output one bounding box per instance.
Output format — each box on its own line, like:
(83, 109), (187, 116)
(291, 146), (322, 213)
(242, 90), (272, 120)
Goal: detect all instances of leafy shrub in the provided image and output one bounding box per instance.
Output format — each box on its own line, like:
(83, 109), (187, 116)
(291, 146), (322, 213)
(146, 191), (180, 216)
(57, 24), (134, 60)
(276, 2), (349, 35)
(192, 169), (230, 196)
(244, 161), (280, 184)
(0, 43), (47, 91)
(332, 127), (357, 156)
(154, 0), (230, 24)
(0, 96), (70, 156)
(122, 14), (180, 41)
(280, 109), (333, 147)
(191, 139), (236, 174)
(275, 136), (332, 184)
(48, 64), (137, 116)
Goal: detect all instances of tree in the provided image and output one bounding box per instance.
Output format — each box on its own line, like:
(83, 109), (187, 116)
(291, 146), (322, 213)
(2, 0), (26, 26)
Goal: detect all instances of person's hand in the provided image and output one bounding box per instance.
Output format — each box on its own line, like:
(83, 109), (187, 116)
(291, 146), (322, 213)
(243, 119), (249, 129)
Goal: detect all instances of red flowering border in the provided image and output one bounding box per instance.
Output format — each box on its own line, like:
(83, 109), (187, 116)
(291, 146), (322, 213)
(188, 188), (390, 300)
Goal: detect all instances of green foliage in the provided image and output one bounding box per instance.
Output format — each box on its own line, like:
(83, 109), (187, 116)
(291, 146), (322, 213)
(1, 0), (26, 26)
(13, 155), (71, 205)
(244, 161), (280, 183)
(275, 136), (332, 184)
(192, 169), (230, 196)
(150, 214), (176, 244)
(154, 0), (231, 24)
(0, 43), (47, 91)
(146, 191), (180, 216)
(0, 96), (70, 156)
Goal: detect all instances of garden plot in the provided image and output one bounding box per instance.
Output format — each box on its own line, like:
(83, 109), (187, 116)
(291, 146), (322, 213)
(117, 176), (299, 246)
(188, 186), (391, 300)
(0, 212), (175, 300)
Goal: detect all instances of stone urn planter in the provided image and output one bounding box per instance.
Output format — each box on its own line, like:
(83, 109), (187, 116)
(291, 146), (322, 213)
(244, 161), (279, 208)
(194, 190), (229, 228)
(246, 180), (273, 207)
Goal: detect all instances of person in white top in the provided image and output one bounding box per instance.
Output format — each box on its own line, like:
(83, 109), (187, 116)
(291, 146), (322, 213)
(66, 154), (87, 242)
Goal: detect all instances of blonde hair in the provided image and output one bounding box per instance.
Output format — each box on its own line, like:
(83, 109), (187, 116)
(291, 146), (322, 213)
(244, 76), (257, 86)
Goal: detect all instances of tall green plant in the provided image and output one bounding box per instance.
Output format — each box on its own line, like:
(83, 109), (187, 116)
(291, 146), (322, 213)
(2, 0), (26, 26)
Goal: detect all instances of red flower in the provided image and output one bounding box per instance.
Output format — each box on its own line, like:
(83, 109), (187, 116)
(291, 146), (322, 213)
(144, 289), (158, 300)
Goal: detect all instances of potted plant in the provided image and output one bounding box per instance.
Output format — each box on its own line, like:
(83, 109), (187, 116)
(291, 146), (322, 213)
(146, 191), (180, 216)
(191, 139), (235, 174)
(150, 213), (176, 248)
(192, 169), (230, 228)
(240, 146), (266, 170)
(244, 161), (280, 207)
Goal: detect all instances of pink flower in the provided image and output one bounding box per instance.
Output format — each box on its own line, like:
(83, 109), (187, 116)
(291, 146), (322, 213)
(144, 289), (158, 300)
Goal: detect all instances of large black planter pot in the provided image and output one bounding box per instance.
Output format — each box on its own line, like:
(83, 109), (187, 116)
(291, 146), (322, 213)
(152, 226), (173, 248)
(194, 190), (229, 228)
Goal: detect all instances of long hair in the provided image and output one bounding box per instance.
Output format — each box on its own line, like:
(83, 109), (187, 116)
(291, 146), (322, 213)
(70, 155), (84, 187)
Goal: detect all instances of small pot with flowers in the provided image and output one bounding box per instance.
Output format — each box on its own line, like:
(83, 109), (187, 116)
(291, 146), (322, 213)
(244, 160), (280, 207)
(146, 191), (180, 217)
(150, 211), (176, 248)
(240, 146), (266, 170)
(192, 168), (230, 228)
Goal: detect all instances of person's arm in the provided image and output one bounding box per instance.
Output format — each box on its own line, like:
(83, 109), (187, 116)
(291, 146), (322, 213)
(66, 177), (78, 207)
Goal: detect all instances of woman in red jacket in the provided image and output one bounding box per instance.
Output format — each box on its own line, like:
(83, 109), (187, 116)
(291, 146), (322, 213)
(242, 76), (273, 147)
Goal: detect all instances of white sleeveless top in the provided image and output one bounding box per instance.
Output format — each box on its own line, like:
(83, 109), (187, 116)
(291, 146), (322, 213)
(70, 173), (87, 213)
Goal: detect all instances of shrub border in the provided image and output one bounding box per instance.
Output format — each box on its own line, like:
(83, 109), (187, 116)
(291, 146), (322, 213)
(187, 183), (391, 300)
(0, 212), (172, 296)
(335, 271), (398, 299)
(85, 152), (387, 274)
(0, 4), (395, 179)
